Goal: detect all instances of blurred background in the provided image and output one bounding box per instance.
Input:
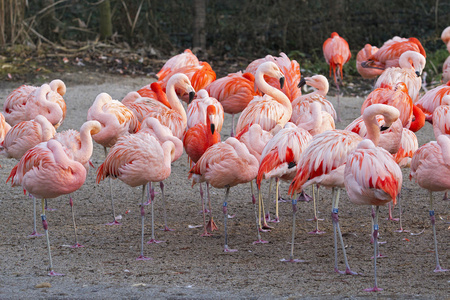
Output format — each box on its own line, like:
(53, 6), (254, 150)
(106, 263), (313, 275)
(1, 0), (449, 84)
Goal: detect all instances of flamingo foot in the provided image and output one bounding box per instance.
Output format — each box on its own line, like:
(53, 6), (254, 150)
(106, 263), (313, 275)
(394, 228), (410, 233)
(259, 227), (271, 232)
(335, 267), (358, 275)
(28, 231), (43, 238)
(199, 208), (210, 214)
(70, 243), (84, 248)
(372, 253), (388, 259)
(252, 239), (269, 244)
(306, 217), (324, 222)
(434, 266), (448, 272)
(147, 239), (165, 244)
(45, 207), (57, 211)
(201, 231), (212, 237)
(308, 229), (326, 235)
(364, 286), (383, 292)
(386, 216), (399, 222)
(224, 245), (238, 252)
(261, 223), (274, 230)
(136, 255), (152, 261)
(160, 226), (175, 232)
(48, 270), (64, 276)
(297, 192), (313, 202)
(106, 220), (121, 226)
(278, 197), (290, 203)
(206, 218), (219, 232)
(268, 216), (280, 223)
(280, 258), (306, 263)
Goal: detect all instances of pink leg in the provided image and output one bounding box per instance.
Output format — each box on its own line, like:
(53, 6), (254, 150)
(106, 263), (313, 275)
(364, 206), (382, 292)
(137, 185), (152, 260)
(281, 199), (305, 263)
(222, 188), (237, 252)
(28, 195), (43, 238)
(159, 182), (174, 232)
(69, 196), (84, 248)
(147, 184), (165, 244)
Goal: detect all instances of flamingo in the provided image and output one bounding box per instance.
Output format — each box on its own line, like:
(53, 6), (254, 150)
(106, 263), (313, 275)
(360, 36), (426, 76)
(184, 105), (221, 236)
(245, 53), (301, 102)
(0, 112), (11, 143)
(344, 139), (402, 292)
(292, 101), (335, 136)
(7, 139), (91, 276)
(356, 44), (380, 79)
(52, 120), (101, 247)
(289, 104), (400, 275)
(292, 75), (337, 121)
(189, 137), (259, 252)
(122, 82), (172, 118)
(87, 92), (140, 224)
(361, 82), (425, 132)
(374, 51), (426, 103)
(205, 71), (261, 136)
(415, 80), (450, 122)
(97, 132), (175, 259)
(156, 49), (200, 81)
(441, 26), (450, 82)
(410, 134), (450, 273)
(187, 89), (224, 133)
(236, 61), (291, 135)
(441, 26), (450, 52)
(323, 32), (351, 122)
(3, 79), (67, 128)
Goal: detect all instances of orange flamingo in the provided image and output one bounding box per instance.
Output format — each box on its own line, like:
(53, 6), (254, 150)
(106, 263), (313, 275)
(3, 79), (67, 128)
(189, 137), (259, 252)
(415, 80), (450, 122)
(245, 52), (301, 102)
(156, 49), (200, 81)
(360, 36), (426, 75)
(323, 32), (351, 121)
(374, 51), (426, 103)
(344, 139), (402, 292)
(8, 139), (91, 276)
(184, 105), (221, 236)
(187, 89), (224, 133)
(236, 61), (291, 134)
(205, 71), (261, 136)
(361, 82), (425, 132)
(289, 104), (400, 275)
(87, 92), (140, 224)
(410, 134), (449, 273)
(97, 132), (176, 260)
(122, 82), (171, 116)
(356, 44), (380, 79)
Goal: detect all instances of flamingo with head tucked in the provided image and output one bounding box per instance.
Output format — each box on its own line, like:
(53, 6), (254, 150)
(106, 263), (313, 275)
(156, 49), (200, 81)
(416, 81), (450, 122)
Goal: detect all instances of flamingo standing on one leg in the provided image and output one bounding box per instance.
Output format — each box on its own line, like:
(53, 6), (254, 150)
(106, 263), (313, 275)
(409, 134), (449, 273)
(323, 32), (351, 122)
(183, 105), (221, 236)
(189, 137), (259, 252)
(96, 132), (176, 260)
(87, 92), (140, 225)
(344, 139), (402, 292)
(7, 139), (92, 276)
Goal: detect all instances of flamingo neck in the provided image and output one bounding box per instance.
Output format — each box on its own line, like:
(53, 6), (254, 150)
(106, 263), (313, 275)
(298, 104), (322, 132)
(255, 70), (290, 110)
(363, 114), (381, 147)
(76, 123), (95, 166)
(166, 81), (187, 127)
(162, 141), (176, 168)
(409, 105), (425, 132)
(438, 135), (450, 165)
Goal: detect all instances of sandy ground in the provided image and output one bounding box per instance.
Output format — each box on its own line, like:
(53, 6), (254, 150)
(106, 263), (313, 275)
(0, 72), (448, 299)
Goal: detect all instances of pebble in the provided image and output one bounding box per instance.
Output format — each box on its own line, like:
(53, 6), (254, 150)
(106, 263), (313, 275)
(35, 282), (51, 288)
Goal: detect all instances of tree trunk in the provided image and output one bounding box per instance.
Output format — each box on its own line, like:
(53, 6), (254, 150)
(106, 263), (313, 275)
(193, 0), (206, 50)
(99, 0), (112, 40)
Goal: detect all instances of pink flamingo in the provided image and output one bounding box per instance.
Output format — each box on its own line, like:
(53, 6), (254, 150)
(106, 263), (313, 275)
(8, 139), (91, 276)
(361, 82), (425, 132)
(87, 92), (140, 224)
(292, 101), (335, 136)
(356, 44), (380, 79)
(123, 82), (172, 118)
(416, 80), (450, 122)
(205, 71), (261, 136)
(443, 57), (450, 83)
(97, 132), (176, 259)
(323, 32), (351, 121)
(0, 112), (11, 143)
(344, 139), (402, 292)
(441, 26), (450, 52)
(189, 137), (259, 252)
(3, 79), (67, 128)
(187, 89), (224, 133)
(410, 134), (449, 273)
(374, 51), (426, 103)
(236, 61), (291, 135)
(184, 105), (221, 236)
(53, 120), (101, 247)
(156, 49), (200, 81)
(245, 53), (301, 102)
(289, 104), (400, 273)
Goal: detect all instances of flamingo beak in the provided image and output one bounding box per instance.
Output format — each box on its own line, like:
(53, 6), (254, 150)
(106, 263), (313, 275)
(297, 77), (306, 88)
(415, 71), (420, 77)
(279, 77), (285, 89)
(288, 161), (296, 169)
(210, 123), (215, 135)
(189, 91), (195, 104)
(380, 125), (389, 131)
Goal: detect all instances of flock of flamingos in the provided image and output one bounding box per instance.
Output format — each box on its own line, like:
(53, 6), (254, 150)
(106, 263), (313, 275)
(1, 27), (450, 292)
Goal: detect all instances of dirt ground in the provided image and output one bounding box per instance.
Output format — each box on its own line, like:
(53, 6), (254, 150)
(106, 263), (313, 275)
(0, 72), (448, 299)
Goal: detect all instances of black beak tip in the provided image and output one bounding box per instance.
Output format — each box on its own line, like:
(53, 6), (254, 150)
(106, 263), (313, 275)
(210, 123), (215, 135)
(189, 91), (195, 103)
(297, 77), (306, 88)
(380, 125), (389, 132)
(288, 161), (296, 169)
(415, 71), (421, 77)
(279, 77), (285, 89)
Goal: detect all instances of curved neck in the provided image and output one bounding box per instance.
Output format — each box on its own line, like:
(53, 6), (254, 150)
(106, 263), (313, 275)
(409, 105), (425, 132)
(255, 70), (290, 109)
(438, 135), (450, 165)
(298, 104), (322, 131)
(166, 80), (187, 127)
(162, 141), (176, 168)
(76, 122), (96, 165)
(362, 112), (382, 147)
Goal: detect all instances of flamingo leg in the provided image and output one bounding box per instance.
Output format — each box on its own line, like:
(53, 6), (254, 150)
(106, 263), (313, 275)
(272, 178), (280, 223)
(41, 199), (63, 276)
(332, 188), (357, 275)
(29, 195), (42, 237)
(105, 146), (121, 225)
(252, 181), (268, 244)
(44, 198), (56, 211)
(199, 183), (211, 237)
(386, 202), (399, 221)
(223, 187), (237, 252)
(259, 187), (272, 230)
(429, 192), (448, 272)
(160, 182), (174, 231)
(69, 196), (84, 248)
(308, 184), (325, 234)
(265, 178), (273, 222)
(364, 206), (382, 292)
(335, 72), (342, 122)
(395, 193), (409, 233)
(147, 183), (164, 244)
(137, 185), (152, 260)
(281, 197), (305, 263)
(230, 114), (235, 137)
(206, 182), (218, 232)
